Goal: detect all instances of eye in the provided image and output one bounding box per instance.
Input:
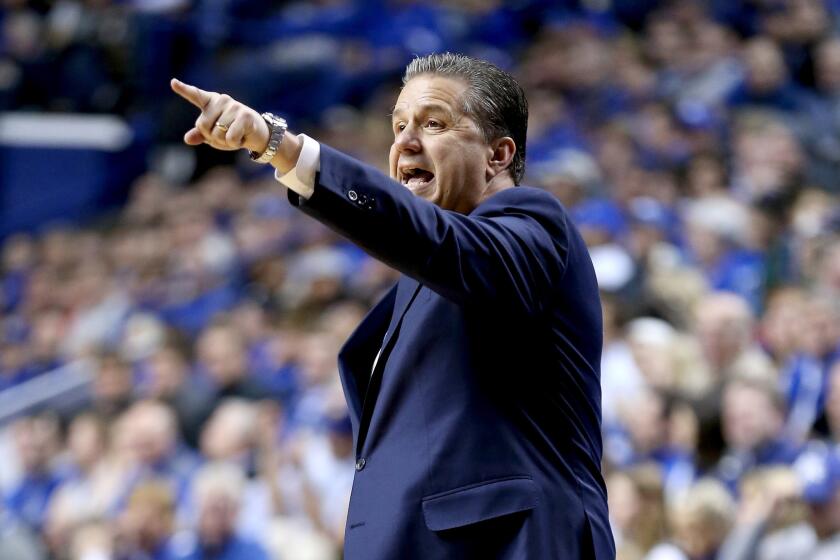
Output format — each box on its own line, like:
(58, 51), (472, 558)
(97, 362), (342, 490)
(426, 119), (442, 129)
(393, 122), (406, 133)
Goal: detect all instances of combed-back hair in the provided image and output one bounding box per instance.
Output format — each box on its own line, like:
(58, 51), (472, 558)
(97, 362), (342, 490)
(403, 53), (528, 185)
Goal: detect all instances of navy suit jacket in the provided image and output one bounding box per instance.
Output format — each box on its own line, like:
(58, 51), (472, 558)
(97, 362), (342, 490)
(289, 145), (615, 559)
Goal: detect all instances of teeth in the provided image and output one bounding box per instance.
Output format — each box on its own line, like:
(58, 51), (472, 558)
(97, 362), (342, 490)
(399, 167), (432, 186)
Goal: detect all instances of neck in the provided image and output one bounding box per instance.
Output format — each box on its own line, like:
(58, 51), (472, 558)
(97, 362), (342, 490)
(463, 174), (515, 213)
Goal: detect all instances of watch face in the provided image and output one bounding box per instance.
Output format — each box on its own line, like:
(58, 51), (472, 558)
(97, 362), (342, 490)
(263, 113), (286, 128)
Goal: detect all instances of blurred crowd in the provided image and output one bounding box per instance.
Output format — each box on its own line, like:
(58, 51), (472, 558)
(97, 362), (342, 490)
(4, 0), (840, 559)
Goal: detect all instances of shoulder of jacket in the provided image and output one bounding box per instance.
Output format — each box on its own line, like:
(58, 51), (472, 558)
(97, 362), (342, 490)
(474, 186), (566, 216)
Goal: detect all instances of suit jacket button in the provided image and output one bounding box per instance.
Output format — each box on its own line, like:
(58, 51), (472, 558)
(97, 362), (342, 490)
(355, 458), (366, 471)
(348, 190), (358, 201)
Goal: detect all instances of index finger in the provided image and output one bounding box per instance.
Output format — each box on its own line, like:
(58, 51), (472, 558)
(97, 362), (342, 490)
(171, 78), (212, 110)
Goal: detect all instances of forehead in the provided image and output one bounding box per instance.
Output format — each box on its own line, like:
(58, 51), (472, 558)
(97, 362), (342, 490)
(392, 75), (469, 116)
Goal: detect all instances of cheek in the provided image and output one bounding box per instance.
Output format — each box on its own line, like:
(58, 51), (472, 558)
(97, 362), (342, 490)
(388, 145), (398, 177)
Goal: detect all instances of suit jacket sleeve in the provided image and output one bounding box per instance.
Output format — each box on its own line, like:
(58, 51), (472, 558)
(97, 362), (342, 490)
(288, 144), (572, 316)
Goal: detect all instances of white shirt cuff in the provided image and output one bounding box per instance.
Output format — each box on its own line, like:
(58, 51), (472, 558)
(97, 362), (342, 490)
(275, 133), (320, 199)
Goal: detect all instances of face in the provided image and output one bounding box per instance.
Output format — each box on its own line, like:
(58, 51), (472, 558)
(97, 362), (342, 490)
(94, 357), (132, 402)
(606, 472), (640, 531)
(624, 391), (667, 453)
(148, 348), (186, 396)
(68, 415), (105, 469)
(389, 75), (497, 213)
(695, 302), (750, 370)
(198, 327), (247, 385)
(745, 40), (786, 92)
(198, 493), (237, 547)
(722, 383), (780, 451)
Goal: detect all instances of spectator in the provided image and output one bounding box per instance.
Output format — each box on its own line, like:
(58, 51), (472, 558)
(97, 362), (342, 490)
(716, 376), (800, 491)
(718, 466), (815, 560)
(726, 37), (810, 114)
(287, 330), (344, 432)
(144, 342), (214, 449)
(608, 464), (667, 560)
(70, 520), (115, 560)
(782, 295), (840, 440)
(5, 414), (63, 532)
(646, 478), (735, 560)
(70, 351), (136, 423)
(199, 399), (275, 542)
(49, 413), (123, 525)
(685, 200), (766, 309)
(626, 318), (687, 392)
(610, 388), (696, 501)
(61, 259), (132, 358)
(115, 481), (181, 560)
(117, 400), (199, 514)
(195, 322), (267, 411)
(181, 463), (269, 560)
(294, 412), (354, 548)
(760, 287), (807, 367)
(692, 291), (775, 466)
(600, 295), (646, 425)
(806, 36), (840, 187)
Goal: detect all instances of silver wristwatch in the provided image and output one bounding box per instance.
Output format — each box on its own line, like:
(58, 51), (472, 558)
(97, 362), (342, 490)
(250, 112), (287, 164)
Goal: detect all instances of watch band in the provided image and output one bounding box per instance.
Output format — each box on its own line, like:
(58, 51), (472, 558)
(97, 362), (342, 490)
(250, 112), (287, 164)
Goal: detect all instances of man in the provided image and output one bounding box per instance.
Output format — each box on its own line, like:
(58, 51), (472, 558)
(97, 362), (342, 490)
(716, 376), (800, 491)
(172, 53), (613, 559)
(5, 414), (63, 532)
(116, 481), (181, 560)
(181, 463), (269, 560)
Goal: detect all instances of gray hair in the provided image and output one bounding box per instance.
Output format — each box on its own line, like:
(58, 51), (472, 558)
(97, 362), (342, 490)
(403, 53), (528, 185)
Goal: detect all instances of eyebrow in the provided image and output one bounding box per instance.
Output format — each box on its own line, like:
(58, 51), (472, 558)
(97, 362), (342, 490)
(391, 103), (458, 122)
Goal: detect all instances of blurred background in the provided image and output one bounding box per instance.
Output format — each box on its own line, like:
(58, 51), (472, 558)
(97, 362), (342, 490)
(2, 0), (840, 559)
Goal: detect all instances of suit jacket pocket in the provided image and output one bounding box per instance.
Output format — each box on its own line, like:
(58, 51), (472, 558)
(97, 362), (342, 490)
(421, 475), (539, 531)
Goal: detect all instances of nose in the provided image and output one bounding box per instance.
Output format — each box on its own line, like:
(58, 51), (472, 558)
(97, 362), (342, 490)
(393, 123), (421, 154)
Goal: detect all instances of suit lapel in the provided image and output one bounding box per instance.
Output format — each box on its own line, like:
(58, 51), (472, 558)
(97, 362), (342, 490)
(355, 275), (422, 456)
(337, 284), (397, 424)
(380, 275), (421, 359)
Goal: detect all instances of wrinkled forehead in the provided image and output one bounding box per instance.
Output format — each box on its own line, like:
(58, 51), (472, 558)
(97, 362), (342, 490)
(391, 75), (470, 118)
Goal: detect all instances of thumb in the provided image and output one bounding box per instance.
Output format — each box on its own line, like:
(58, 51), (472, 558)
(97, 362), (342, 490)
(183, 127), (205, 146)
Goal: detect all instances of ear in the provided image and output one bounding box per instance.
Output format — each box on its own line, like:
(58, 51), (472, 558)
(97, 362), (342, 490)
(487, 137), (516, 179)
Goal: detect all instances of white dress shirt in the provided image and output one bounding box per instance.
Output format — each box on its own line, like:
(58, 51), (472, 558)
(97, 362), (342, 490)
(275, 134), (321, 199)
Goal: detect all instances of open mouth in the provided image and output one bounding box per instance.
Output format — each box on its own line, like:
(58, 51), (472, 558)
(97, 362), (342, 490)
(400, 167), (435, 190)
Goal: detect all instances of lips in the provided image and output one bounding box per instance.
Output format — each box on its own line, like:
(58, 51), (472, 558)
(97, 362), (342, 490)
(400, 167), (435, 190)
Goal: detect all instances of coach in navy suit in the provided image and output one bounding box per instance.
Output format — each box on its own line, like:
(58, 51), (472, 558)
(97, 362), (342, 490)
(173, 53), (614, 559)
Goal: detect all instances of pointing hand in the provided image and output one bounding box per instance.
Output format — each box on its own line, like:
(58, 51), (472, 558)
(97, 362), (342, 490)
(170, 78), (269, 154)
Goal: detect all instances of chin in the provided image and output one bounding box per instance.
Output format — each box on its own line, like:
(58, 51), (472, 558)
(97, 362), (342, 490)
(407, 182), (438, 202)
(418, 189), (442, 206)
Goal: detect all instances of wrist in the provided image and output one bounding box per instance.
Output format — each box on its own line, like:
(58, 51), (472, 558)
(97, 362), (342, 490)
(270, 132), (303, 174)
(245, 117), (270, 154)
(249, 113), (287, 164)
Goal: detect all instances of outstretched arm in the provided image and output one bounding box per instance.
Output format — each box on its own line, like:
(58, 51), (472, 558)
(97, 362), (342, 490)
(171, 81), (572, 316)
